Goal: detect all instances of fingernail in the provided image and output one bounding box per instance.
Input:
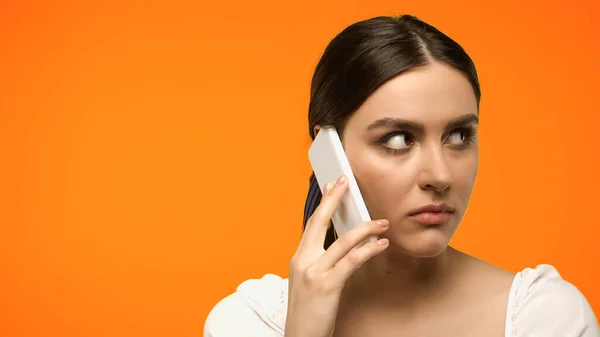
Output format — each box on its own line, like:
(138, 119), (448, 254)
(376, 220), (389, 228)
(377, 238), (389, 246)
(336, 175), (346, 185)
(323, 182), (333, 194)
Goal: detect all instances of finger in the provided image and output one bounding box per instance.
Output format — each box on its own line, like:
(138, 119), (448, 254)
(314, 219), (389, 272)
(296, 180), (334, 251)
(327, 238), (389, 281)
(300, 175), (349, 251)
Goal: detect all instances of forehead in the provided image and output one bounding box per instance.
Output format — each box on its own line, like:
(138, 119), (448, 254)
(349, 61), (478, 128)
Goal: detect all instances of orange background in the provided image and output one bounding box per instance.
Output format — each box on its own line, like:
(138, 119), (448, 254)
(1, 1), (599, 336)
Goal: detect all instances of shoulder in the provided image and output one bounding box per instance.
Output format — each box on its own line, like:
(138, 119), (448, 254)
(506, 264), (599, 336)
(203, 273), (289, 337)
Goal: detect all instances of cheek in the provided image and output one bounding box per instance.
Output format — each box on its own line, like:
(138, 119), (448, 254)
(347, 149), (415, 213)
(450, 152), (479, 196)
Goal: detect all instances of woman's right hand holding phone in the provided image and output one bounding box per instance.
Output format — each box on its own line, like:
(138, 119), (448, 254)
(284, 174), (391, 337)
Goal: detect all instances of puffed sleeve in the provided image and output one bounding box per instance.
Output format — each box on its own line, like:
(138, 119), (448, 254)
(507, 264), (599, 336)
(203, 274), (288, 337)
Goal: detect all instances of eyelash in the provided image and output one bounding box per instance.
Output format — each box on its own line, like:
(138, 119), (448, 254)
(376, 127), (477, 155)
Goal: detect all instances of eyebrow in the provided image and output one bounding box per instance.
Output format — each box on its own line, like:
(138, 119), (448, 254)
(366, 113), (479, 133)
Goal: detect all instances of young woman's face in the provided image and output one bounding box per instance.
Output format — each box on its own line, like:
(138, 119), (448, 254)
(340, 61), (479, 258)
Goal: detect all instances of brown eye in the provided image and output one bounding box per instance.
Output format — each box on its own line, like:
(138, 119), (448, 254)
(447, 130), (467, 145)
(384, 133), (412, 150)
(445, 128), (476, 150)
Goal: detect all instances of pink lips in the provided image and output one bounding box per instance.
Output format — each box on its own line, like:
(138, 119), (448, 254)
(407, 204), (455, 225)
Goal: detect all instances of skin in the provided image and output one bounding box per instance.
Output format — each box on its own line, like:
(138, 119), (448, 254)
(343, 59), (479, 260)
(285, 60), (515, 337)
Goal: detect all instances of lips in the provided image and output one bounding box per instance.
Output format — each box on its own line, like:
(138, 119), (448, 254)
(407, 204), (455, 225)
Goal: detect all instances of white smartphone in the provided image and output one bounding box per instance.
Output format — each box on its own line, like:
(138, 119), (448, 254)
(308, 126), (377, 245)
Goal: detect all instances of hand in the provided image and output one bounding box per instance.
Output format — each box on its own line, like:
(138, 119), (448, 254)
(284, 174), (390, 337)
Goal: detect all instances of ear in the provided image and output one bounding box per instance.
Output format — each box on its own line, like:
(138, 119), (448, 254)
(313, 124), (321, 137)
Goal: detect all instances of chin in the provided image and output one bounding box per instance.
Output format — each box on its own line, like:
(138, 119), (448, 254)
(386, 228), (452, 258)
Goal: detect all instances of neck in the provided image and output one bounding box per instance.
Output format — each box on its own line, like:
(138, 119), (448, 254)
(344, 245), (460, 303)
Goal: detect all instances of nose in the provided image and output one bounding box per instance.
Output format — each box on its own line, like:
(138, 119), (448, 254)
(417, 145), (452, 194)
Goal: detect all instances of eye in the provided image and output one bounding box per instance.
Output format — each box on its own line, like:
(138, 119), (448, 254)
(447, 130), (467, 145)
(377, 132), (413, 153)
(446, 127), (476, 150)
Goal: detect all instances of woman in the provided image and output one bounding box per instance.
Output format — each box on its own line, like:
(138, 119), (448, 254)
(204, 14), (599, 336)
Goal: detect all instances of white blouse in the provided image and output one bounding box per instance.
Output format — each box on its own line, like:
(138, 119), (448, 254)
(204, 264), (599, 336)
